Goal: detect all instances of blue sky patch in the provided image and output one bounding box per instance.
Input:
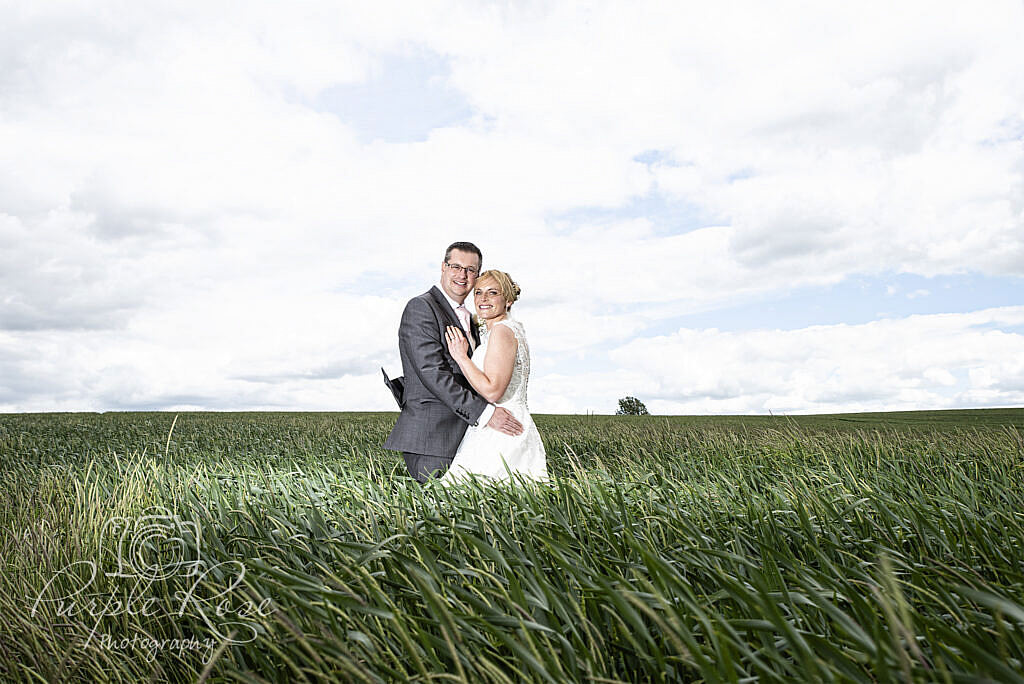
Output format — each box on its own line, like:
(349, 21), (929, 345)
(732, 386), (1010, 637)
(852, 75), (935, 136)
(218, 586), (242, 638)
(551, 189), (716, 236)
(312, 50), (473, 143)
(648, 272), (1024, 334)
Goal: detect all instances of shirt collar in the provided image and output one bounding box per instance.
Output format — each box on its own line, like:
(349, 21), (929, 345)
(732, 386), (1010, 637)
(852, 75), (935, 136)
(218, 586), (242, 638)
(438, 282), (466, 313)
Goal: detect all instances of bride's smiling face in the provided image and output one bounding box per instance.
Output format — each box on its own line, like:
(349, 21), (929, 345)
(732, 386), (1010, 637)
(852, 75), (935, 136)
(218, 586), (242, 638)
(473, 280), (508, 321)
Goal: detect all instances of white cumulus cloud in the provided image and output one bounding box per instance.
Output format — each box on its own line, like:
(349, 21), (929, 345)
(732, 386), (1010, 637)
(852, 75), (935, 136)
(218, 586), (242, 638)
(581, 307), (1024, 415)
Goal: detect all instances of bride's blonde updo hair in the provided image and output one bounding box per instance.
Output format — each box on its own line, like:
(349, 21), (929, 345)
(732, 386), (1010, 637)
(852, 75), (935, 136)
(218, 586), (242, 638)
(476, 270), (521, 310)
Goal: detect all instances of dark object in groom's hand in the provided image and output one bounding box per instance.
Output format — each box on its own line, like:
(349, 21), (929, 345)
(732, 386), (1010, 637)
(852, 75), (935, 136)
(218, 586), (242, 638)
(382, 368), (405, 408)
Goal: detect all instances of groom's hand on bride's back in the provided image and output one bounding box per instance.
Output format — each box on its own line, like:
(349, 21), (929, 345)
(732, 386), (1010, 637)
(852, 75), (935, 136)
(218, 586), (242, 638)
(487, 407), (524, 436)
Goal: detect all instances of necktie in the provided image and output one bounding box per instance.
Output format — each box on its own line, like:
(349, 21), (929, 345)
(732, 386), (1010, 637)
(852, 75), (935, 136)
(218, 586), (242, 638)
(456, 305), (471, 333)
(456, 305), (474, 349)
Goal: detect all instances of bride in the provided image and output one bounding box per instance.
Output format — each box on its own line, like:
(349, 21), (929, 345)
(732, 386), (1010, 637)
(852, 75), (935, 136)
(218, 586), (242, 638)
(440, 270), (547, 483)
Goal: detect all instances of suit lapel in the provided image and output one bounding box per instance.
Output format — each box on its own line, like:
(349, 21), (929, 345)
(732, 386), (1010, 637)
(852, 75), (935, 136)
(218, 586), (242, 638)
(470, 315), (481, 349)
(429, 286), (463, 329)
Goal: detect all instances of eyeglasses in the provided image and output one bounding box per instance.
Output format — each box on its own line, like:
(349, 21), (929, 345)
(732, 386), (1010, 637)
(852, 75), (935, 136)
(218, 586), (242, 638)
(445, 262), (479, 276)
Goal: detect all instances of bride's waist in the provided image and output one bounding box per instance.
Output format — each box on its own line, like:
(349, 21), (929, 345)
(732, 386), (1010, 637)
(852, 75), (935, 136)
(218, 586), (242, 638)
(495, 397), (529, 412)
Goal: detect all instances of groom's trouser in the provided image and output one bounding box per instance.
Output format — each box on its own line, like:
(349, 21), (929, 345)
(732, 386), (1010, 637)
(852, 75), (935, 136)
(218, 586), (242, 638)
(403, 452), (452, 483)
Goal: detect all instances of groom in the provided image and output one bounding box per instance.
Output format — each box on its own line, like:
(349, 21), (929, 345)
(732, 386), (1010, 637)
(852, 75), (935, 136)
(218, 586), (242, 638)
(384, 241), (523, 482)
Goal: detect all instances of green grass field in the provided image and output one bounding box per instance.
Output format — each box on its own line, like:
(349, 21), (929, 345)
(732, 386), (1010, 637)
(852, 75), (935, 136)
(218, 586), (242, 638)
(2, 409), (1023, 682)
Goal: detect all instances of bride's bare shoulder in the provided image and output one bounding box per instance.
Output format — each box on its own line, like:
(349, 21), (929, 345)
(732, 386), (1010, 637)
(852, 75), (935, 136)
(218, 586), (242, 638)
(495, 318), (524, 334)
(488, 321), (518, 347)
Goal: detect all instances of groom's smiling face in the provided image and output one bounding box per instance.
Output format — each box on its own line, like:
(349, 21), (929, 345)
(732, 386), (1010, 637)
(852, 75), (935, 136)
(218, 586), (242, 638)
(440, 249), (481, 303)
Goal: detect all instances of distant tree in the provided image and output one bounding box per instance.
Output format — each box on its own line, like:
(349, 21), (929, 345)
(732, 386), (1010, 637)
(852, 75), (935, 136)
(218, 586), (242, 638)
(616, 396), (649, 415)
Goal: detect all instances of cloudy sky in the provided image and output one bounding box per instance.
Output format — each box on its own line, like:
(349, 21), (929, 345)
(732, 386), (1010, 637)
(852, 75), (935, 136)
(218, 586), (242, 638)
(2, 1), (1023, 415)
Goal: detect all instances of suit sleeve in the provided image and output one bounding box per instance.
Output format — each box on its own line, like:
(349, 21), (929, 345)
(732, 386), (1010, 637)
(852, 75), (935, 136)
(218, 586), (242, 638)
(400, 297), (488, 425)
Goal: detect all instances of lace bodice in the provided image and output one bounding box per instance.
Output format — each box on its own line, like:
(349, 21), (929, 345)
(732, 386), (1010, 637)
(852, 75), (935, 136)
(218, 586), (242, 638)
(475, 318), (531, 408)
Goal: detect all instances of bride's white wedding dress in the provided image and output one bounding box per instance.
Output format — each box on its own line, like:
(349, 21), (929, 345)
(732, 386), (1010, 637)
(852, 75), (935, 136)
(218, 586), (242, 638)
(441, 318), (547, 484)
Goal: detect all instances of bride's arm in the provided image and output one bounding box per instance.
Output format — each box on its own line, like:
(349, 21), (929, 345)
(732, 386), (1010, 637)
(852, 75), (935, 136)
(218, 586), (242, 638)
(445, 325), (517, 403)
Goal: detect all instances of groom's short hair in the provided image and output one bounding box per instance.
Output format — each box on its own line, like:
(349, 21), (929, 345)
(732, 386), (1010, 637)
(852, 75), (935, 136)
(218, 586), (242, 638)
(444, 241), (482, 267)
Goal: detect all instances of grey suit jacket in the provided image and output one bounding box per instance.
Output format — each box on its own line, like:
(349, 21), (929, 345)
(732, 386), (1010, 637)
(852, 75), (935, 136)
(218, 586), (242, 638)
(383, 286), (487, 458)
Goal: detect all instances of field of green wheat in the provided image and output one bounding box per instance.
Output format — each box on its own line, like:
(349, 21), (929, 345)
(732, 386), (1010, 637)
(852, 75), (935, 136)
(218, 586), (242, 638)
(1, 409), (1023, 682)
